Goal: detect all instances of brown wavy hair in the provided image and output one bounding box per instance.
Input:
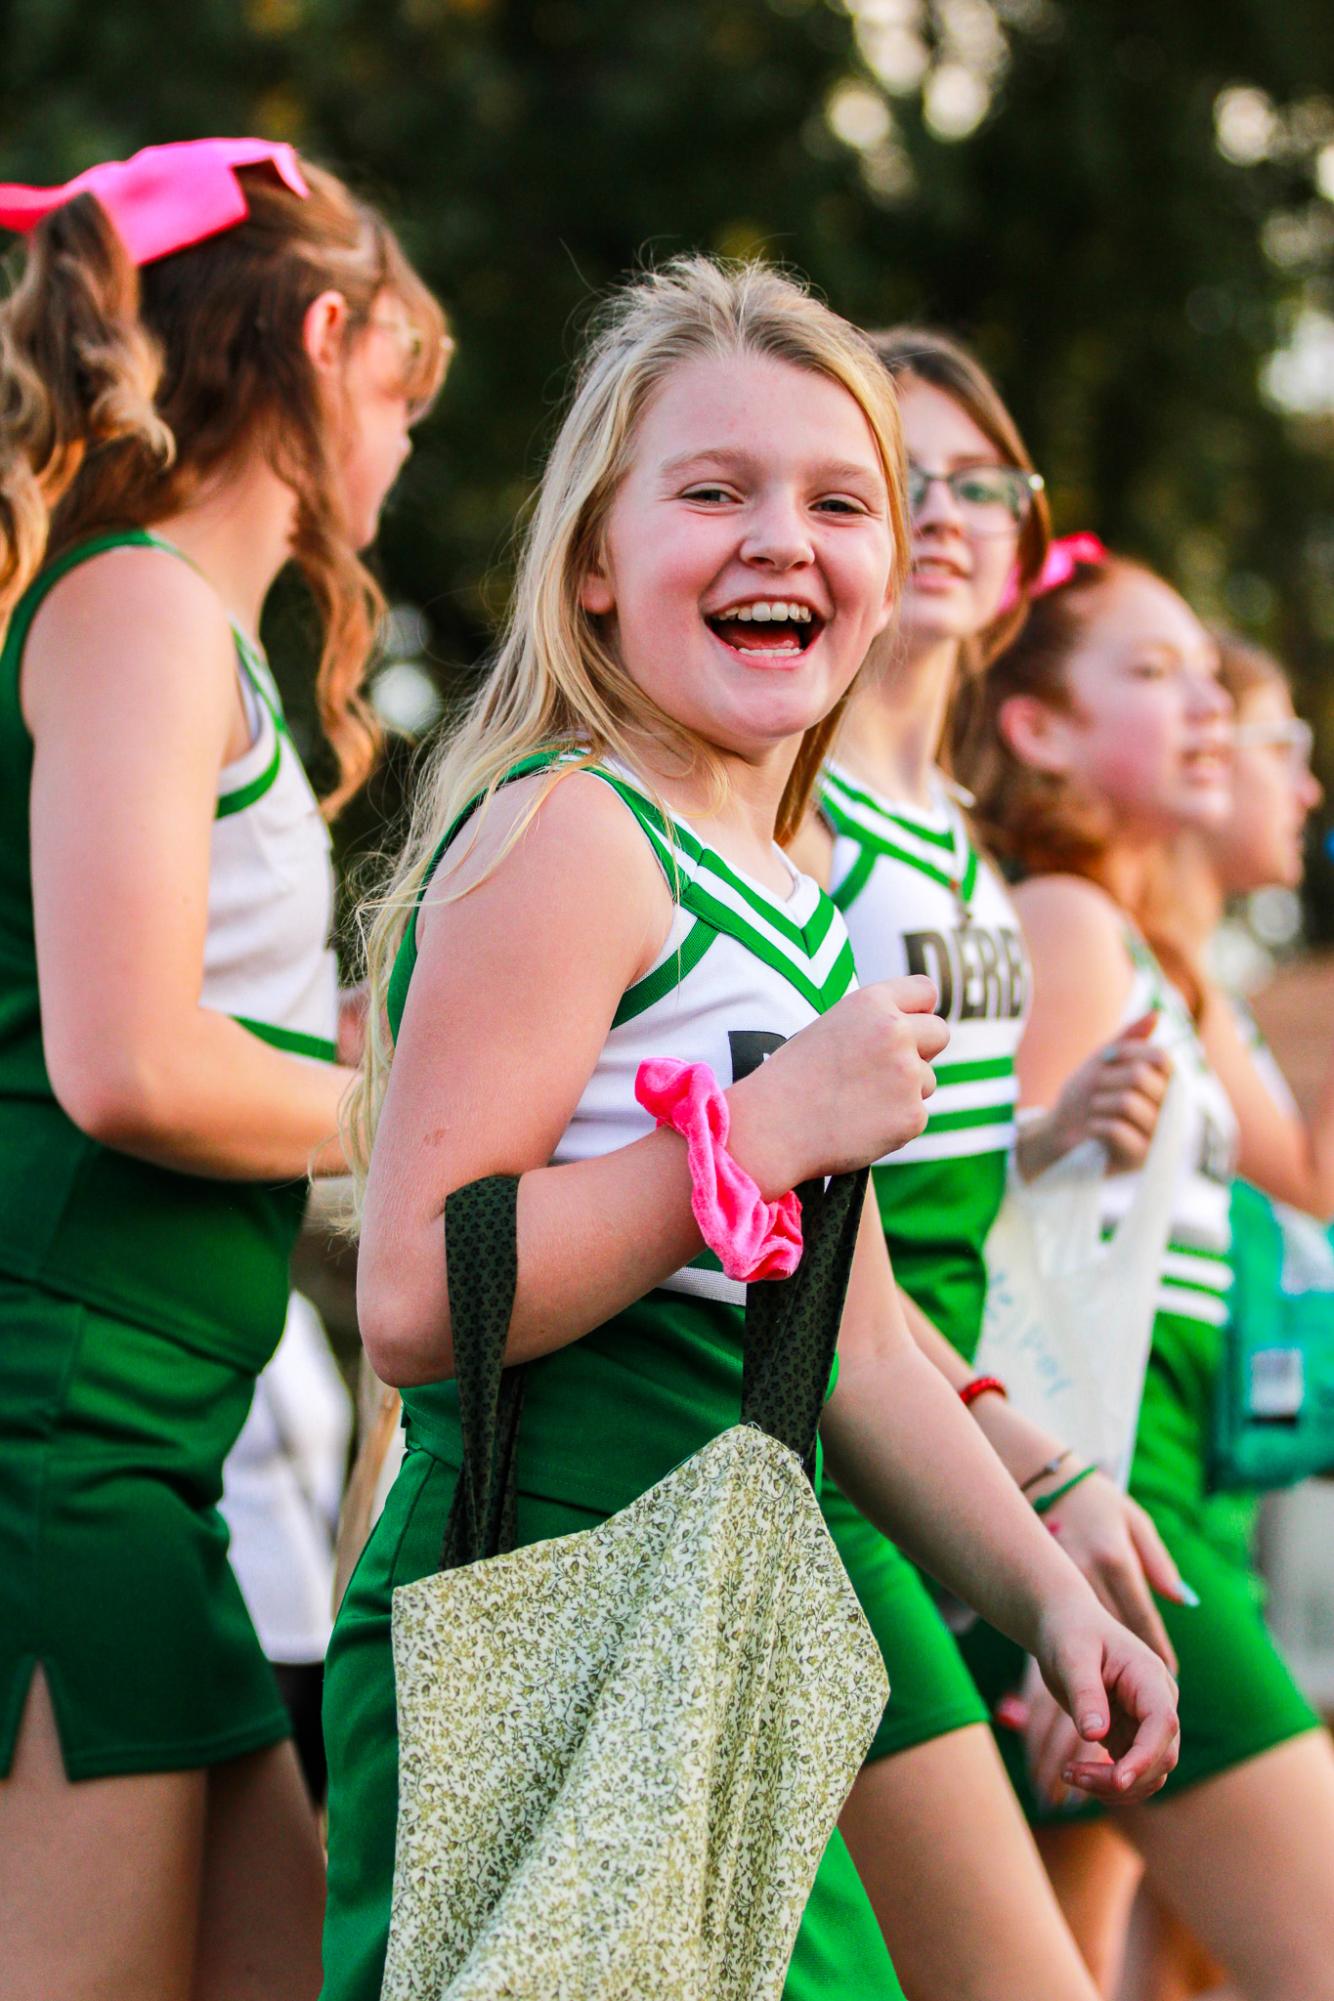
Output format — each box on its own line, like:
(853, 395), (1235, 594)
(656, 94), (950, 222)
(0, 158), (448, 815)
(957, 548), (1214, 1009)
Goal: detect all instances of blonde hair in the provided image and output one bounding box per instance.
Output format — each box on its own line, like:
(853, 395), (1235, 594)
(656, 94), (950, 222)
(0, 159), (448, 815)
(345, 254), (908, 1191)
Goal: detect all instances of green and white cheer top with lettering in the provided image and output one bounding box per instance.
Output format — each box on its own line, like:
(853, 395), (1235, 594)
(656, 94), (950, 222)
(389, 750), (860, 1514)
(393, 752), (856, 1313)
(822, 761), (1029, 1359)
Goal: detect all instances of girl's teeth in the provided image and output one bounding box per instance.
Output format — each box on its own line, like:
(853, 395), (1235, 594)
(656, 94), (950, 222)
(718, 602), (812, 622)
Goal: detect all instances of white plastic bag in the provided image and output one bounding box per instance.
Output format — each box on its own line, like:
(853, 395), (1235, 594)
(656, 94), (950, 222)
(974, 1073), (1187, 1487)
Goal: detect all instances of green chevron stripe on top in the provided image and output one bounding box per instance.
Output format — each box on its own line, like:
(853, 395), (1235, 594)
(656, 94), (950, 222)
(597, 770), (834, 957)
(821, 764), (957, 851)
(822, 781), (979, 905)
(612, 918), (720, 1026)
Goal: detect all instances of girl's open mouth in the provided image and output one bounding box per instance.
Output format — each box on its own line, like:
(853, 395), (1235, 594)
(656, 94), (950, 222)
(704, 598), (825, 660)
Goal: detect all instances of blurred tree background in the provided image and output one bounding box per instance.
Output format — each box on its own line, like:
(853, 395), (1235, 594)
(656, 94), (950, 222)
(4, 0), (1332, 934)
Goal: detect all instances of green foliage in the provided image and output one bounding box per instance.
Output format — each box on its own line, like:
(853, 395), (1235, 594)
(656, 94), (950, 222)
(4, 0), (1332, 921)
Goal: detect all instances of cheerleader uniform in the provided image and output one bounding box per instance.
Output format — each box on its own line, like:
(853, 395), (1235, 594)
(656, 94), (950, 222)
(966, 931), (1318, 1810)
(320, 752), (905, 2001)
(0, 529), (337, 1778)
(819, 762), (1028, 1760)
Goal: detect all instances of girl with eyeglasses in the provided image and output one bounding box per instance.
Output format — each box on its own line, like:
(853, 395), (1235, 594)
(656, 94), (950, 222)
(790, 330), (1188, 2001)
(957, 553), (1334, 2001)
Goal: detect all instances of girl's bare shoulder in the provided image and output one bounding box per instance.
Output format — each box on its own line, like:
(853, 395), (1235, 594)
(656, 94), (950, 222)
(21, 541), (236, 725)
(1012, 871), (1128, 952)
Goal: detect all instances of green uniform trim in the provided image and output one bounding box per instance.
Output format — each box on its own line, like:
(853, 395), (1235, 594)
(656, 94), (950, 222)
(823, 781), (980, 906)
(932, 1055), (1013, 1086)
(821, 766), (957, 852)
(922, 1100), (1015, 1137)
(395, 749), (853, 1031)
(830, 847), (874, 913)
(611, 918), (719, 1027)
(234, 1015), (337, 1062)
(216, 736), (283, 817)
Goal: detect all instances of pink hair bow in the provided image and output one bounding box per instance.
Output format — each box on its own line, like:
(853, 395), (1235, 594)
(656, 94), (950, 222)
(999, 531), (1108, 614)
(0, 139), (309, 267)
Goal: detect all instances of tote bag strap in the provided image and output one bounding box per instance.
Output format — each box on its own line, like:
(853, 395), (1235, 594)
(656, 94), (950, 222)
(438, 1164), (869, 1571)
(438, 1175), (526, 1571)
(740, 1168), (869, 1477)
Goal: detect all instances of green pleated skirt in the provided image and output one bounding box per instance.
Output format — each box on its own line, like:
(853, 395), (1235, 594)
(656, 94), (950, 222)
(0, 1275), (289, 1780)
(320, 1437), (905, 2001)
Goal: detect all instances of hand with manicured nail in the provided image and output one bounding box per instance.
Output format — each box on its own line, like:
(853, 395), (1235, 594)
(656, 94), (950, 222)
(1029, 1588), (1181, 1804)
(1020, 1662), (1108, 1810)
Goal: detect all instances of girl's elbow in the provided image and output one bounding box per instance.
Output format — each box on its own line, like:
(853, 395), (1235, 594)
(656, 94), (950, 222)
(358, 1275), (454, 1388)
(48, 1046), (175, 1152)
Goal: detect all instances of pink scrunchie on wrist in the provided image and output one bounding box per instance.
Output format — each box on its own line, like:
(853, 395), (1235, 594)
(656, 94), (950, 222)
(635, 1057), (803, 1281)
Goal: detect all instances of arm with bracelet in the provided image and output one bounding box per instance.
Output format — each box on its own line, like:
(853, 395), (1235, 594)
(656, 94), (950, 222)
(899, 1290), (1189, 1668)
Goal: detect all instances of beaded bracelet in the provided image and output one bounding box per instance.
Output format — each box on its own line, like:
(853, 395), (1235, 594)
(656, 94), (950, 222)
(1020, 1448), (1073, 1495)
(1033, 1464), (1098, 1516)
(959, 1375), (1008, 1409)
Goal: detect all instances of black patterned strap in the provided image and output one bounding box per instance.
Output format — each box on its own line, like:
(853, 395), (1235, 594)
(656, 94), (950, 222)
(740, 1169), (869, 1478)
(438, 1163), (867, 1571)
(438, 1175), (526, 1572)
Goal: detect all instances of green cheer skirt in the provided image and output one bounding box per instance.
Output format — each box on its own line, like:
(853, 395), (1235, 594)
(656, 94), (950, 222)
(0, 1275), (289, 1780)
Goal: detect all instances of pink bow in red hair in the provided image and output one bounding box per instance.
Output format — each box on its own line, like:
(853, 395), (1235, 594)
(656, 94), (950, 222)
(1030, 532), (1108, 598)
(998, 531), (1107, 614)
(0, 139), (308, 267)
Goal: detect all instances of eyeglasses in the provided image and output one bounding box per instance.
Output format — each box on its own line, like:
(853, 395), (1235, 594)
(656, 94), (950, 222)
(367, 315), (452, 367)
(1233, 717), (1315, 772)
(907, 461), (1045, 536)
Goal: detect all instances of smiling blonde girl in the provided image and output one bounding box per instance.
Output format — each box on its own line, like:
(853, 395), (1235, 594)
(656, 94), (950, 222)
(322, 260), (1180, 2001)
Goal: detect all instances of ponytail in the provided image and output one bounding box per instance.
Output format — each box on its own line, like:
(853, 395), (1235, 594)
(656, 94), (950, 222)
(0, 157), (446, 816)
(0, 193), (172, 619)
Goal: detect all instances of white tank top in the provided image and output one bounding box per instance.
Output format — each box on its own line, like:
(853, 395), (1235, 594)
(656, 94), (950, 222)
(450, 755), (858, 1311)
(1101, 929), (1236, 1327)
(203, 627), (338, 1060)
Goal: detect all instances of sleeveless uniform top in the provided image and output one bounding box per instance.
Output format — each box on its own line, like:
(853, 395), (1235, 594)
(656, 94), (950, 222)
(389, 751), (857, 1516)
(0, 529), (337, 1368)
(1098, 931), (1240, 1533)
(1101, 932), (1237, 1331)
(822, 762), (1029, 1359)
